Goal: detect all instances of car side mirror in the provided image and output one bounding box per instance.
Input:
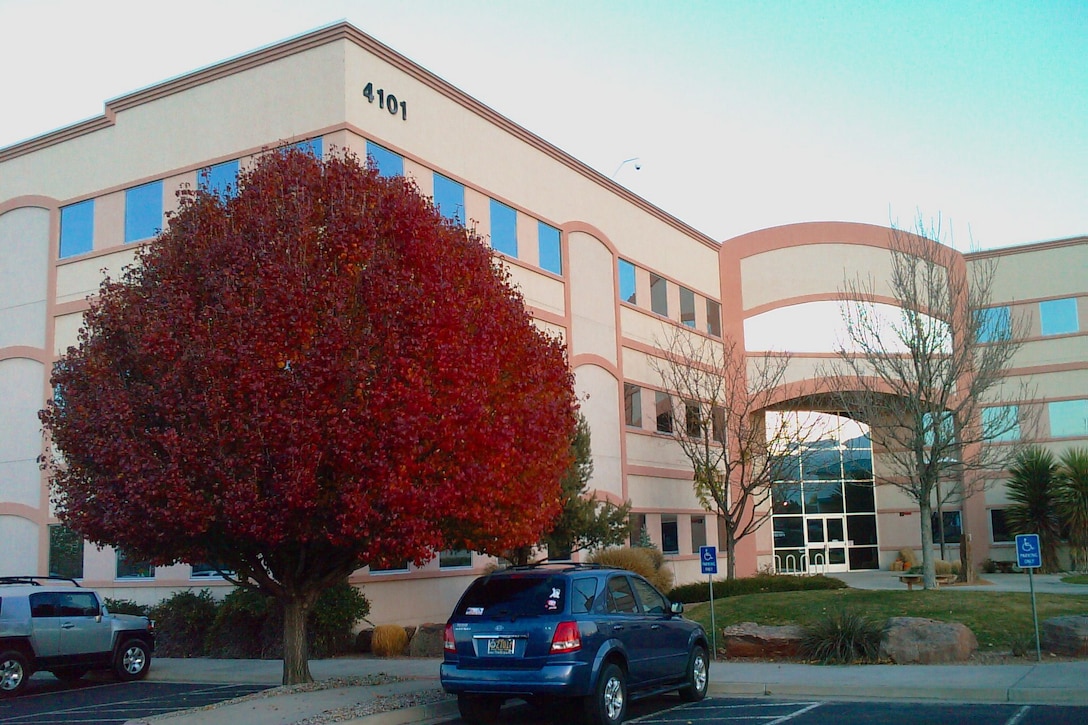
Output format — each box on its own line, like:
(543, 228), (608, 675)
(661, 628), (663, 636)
(669, 601), (684, 615)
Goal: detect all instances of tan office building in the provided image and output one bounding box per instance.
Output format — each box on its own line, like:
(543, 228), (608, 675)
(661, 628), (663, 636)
(2, 23), (1085, 625)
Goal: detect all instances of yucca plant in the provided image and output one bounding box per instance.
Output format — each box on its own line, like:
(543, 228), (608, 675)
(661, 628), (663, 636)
(1056, 448), (1088, 572)
(1005, 447), (1063, 573)
(800, 609), (884, 664)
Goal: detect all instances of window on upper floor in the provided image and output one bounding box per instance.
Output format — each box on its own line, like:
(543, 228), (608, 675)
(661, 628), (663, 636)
(370, 559), (409, 573)
(712, 405), (726, 445)
(650, 274), (668, 316)
(433, 173), (464, 222)
(706, 299), (722, 337)
(198, 159), (240, 201)
(691, 515), (707, 552)
(976, 306), (1011, 343)
(538, 221), (562, 275)
(618, 259), (637, 304)
(1049, 399), (1088, 438)
(125, 180), (163, 243)
(48, 525), (83, 579)
(366, 140), (403, 177)
(982, 405), (1020, 442)
(59, 199), (94, 258)
(685, 401), (702, 437)
(1040, 298), (1079, 336)
(624, 383), (642, 428)
(291, 137), (323, 158)
(680, 286), (696, 328)
(490, 199), (517, 257)
(655, 391), (673, 434)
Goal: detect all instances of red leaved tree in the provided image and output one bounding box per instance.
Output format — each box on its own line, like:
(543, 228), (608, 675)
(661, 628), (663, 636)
(40, 149), (576, 684)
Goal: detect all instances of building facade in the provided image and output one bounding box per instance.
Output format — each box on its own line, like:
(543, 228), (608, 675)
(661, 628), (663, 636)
(2, 23), (1085, 625)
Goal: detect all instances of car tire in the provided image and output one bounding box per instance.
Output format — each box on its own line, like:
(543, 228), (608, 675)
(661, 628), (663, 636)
(114, 638), (151, 681)
(583, 662), (626, 725)
(457, 693), (502, 724)
(0, 650), (30, 698)
(52, 667), (89, 683)
(678, 644), (709, 702)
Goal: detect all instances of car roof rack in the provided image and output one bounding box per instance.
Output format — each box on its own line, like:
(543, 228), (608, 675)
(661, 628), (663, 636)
(0, 575), (82, 587)
(502, 562), (614, 572)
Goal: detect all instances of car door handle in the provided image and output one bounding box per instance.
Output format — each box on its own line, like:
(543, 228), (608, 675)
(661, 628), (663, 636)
(612, 625), (624, 631)
(61, 623), (75, 630)
(650, 624), (661, 630)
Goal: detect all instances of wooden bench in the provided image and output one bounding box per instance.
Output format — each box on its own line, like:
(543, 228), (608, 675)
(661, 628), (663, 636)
(898, 573), (958, 590)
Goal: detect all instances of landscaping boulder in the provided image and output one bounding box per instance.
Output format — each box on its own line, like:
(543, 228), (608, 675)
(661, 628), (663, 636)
(1041, 615), (1088, 657)
(879, 617), (977, 664)
(408, 623), (446, 657)
(721, 622), (804, 658)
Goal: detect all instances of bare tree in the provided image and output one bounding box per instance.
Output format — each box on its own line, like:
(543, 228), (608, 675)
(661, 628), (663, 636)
(650, 326), (814, 579)
(827, 214), (1030, 589)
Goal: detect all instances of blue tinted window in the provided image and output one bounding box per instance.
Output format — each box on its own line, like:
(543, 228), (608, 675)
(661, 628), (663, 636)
(650, 274), (668, 316)
(59, 200), (94, 258)
(1050, 400), (1088, 438)
(538, 222), (562, 275)
(490, 200), (517, 257)
(618, 259), (636, 304)
(124, 181), (163, 243)
(366, 141), (403, 177)
(291, 137), (323, 157)
(199, 160), (240, 201)
(982, 406), (1020, 442)
(433, 173), (464, 222)
(707, 299), (722, 337)
(976, 306), (1011, 343)
(1040, 298), (1079, 336)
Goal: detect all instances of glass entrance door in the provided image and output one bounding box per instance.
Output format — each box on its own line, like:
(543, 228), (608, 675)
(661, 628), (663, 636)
(806, 515), (849, 573)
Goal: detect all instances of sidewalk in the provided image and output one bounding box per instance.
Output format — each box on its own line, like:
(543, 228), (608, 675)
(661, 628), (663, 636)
(130, 655), (1088, 725)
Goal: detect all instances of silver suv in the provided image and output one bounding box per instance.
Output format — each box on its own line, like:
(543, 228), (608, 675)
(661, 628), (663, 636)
(0, 576), (154, 697)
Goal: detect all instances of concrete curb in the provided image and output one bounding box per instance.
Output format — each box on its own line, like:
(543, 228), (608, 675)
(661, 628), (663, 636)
(346, 698), (459, 724)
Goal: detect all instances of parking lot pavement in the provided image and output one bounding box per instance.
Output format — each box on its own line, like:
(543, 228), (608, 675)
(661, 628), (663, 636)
(0, 681), (268, 725)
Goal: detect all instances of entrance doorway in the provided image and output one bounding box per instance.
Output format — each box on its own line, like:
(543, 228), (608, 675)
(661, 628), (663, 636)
(769, 412), (879, 573)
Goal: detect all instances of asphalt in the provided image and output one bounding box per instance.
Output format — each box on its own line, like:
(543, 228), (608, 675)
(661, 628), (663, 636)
(125, 571), (1088, 725)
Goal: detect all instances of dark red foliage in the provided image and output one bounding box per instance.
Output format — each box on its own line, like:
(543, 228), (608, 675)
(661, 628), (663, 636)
(42, 149), (576, 577)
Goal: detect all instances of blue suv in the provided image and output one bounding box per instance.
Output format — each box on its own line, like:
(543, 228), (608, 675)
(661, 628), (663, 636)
(440, 564), (709, 724)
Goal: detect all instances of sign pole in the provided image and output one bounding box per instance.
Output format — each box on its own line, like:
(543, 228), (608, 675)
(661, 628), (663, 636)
(1029, 567), (1041, 662)
(709, 570), (716, 660)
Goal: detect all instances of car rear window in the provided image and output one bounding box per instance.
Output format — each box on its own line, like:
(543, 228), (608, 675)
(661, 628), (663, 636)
(456, 574), (567, 617)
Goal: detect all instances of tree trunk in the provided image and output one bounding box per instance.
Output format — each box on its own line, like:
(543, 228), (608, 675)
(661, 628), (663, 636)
(725, 527), (737, 580)
(918, 498), (937, 590)
(281, 594), (314, 686)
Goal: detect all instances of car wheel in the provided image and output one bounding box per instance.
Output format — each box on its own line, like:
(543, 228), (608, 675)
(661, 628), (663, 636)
(678, 644), (709, 702)
(52, 667), (89, 683)
(114, 639), (151, 681)
(0, 650), (30, 698)
(584, 662), (626, 725)
(457, 693), (502, 724)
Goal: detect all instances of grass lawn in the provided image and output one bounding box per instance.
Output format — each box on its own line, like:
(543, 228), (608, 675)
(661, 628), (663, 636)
(1061, 574), (1088, 585)
(685, 587), (1088, 652)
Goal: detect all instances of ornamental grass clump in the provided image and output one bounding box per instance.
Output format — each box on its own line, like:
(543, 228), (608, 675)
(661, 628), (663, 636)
(800, 609), (884, 664)
(587, 545), (674, 593)
(371, 624), (409, 657)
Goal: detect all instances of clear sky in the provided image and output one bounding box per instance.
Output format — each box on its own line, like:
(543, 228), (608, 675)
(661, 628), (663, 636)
(1, 0), (1084, 249)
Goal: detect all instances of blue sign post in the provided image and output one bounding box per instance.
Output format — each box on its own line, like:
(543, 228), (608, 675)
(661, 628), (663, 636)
(699, 546), (718, 659)
(1015, 534), (1043, 661)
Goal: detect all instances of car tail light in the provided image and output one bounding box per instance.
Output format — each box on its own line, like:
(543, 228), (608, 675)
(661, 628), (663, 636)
(444, 623), (456, 653)
(550, 621), (581, 653)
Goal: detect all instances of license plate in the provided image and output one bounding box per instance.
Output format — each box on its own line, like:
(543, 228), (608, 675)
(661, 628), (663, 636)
(487, 637), (515, 655)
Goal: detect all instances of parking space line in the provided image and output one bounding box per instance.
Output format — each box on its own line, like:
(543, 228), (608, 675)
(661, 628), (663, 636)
(1004, 705), (1032, 725)
(767, 702), (823, 723)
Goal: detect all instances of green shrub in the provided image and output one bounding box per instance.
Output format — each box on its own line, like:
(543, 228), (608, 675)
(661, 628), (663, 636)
(310, 582), (371, 658)
(1007, 629), (1038, 658)
(588, 546), (673, 593)
(800, 609), (884, 664)
(149, 589), (218, 657)
(204, 582), (370, 659)
(668, 573), (846, 604)
(104, 597), (149, 616)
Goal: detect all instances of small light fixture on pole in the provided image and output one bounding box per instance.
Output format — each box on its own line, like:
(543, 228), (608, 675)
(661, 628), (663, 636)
(611, 157), (641, 178)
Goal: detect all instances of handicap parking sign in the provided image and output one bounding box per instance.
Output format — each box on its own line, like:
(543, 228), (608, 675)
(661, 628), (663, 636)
(1015, 533), (1042, 569)
(700, 545), (718, 575)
